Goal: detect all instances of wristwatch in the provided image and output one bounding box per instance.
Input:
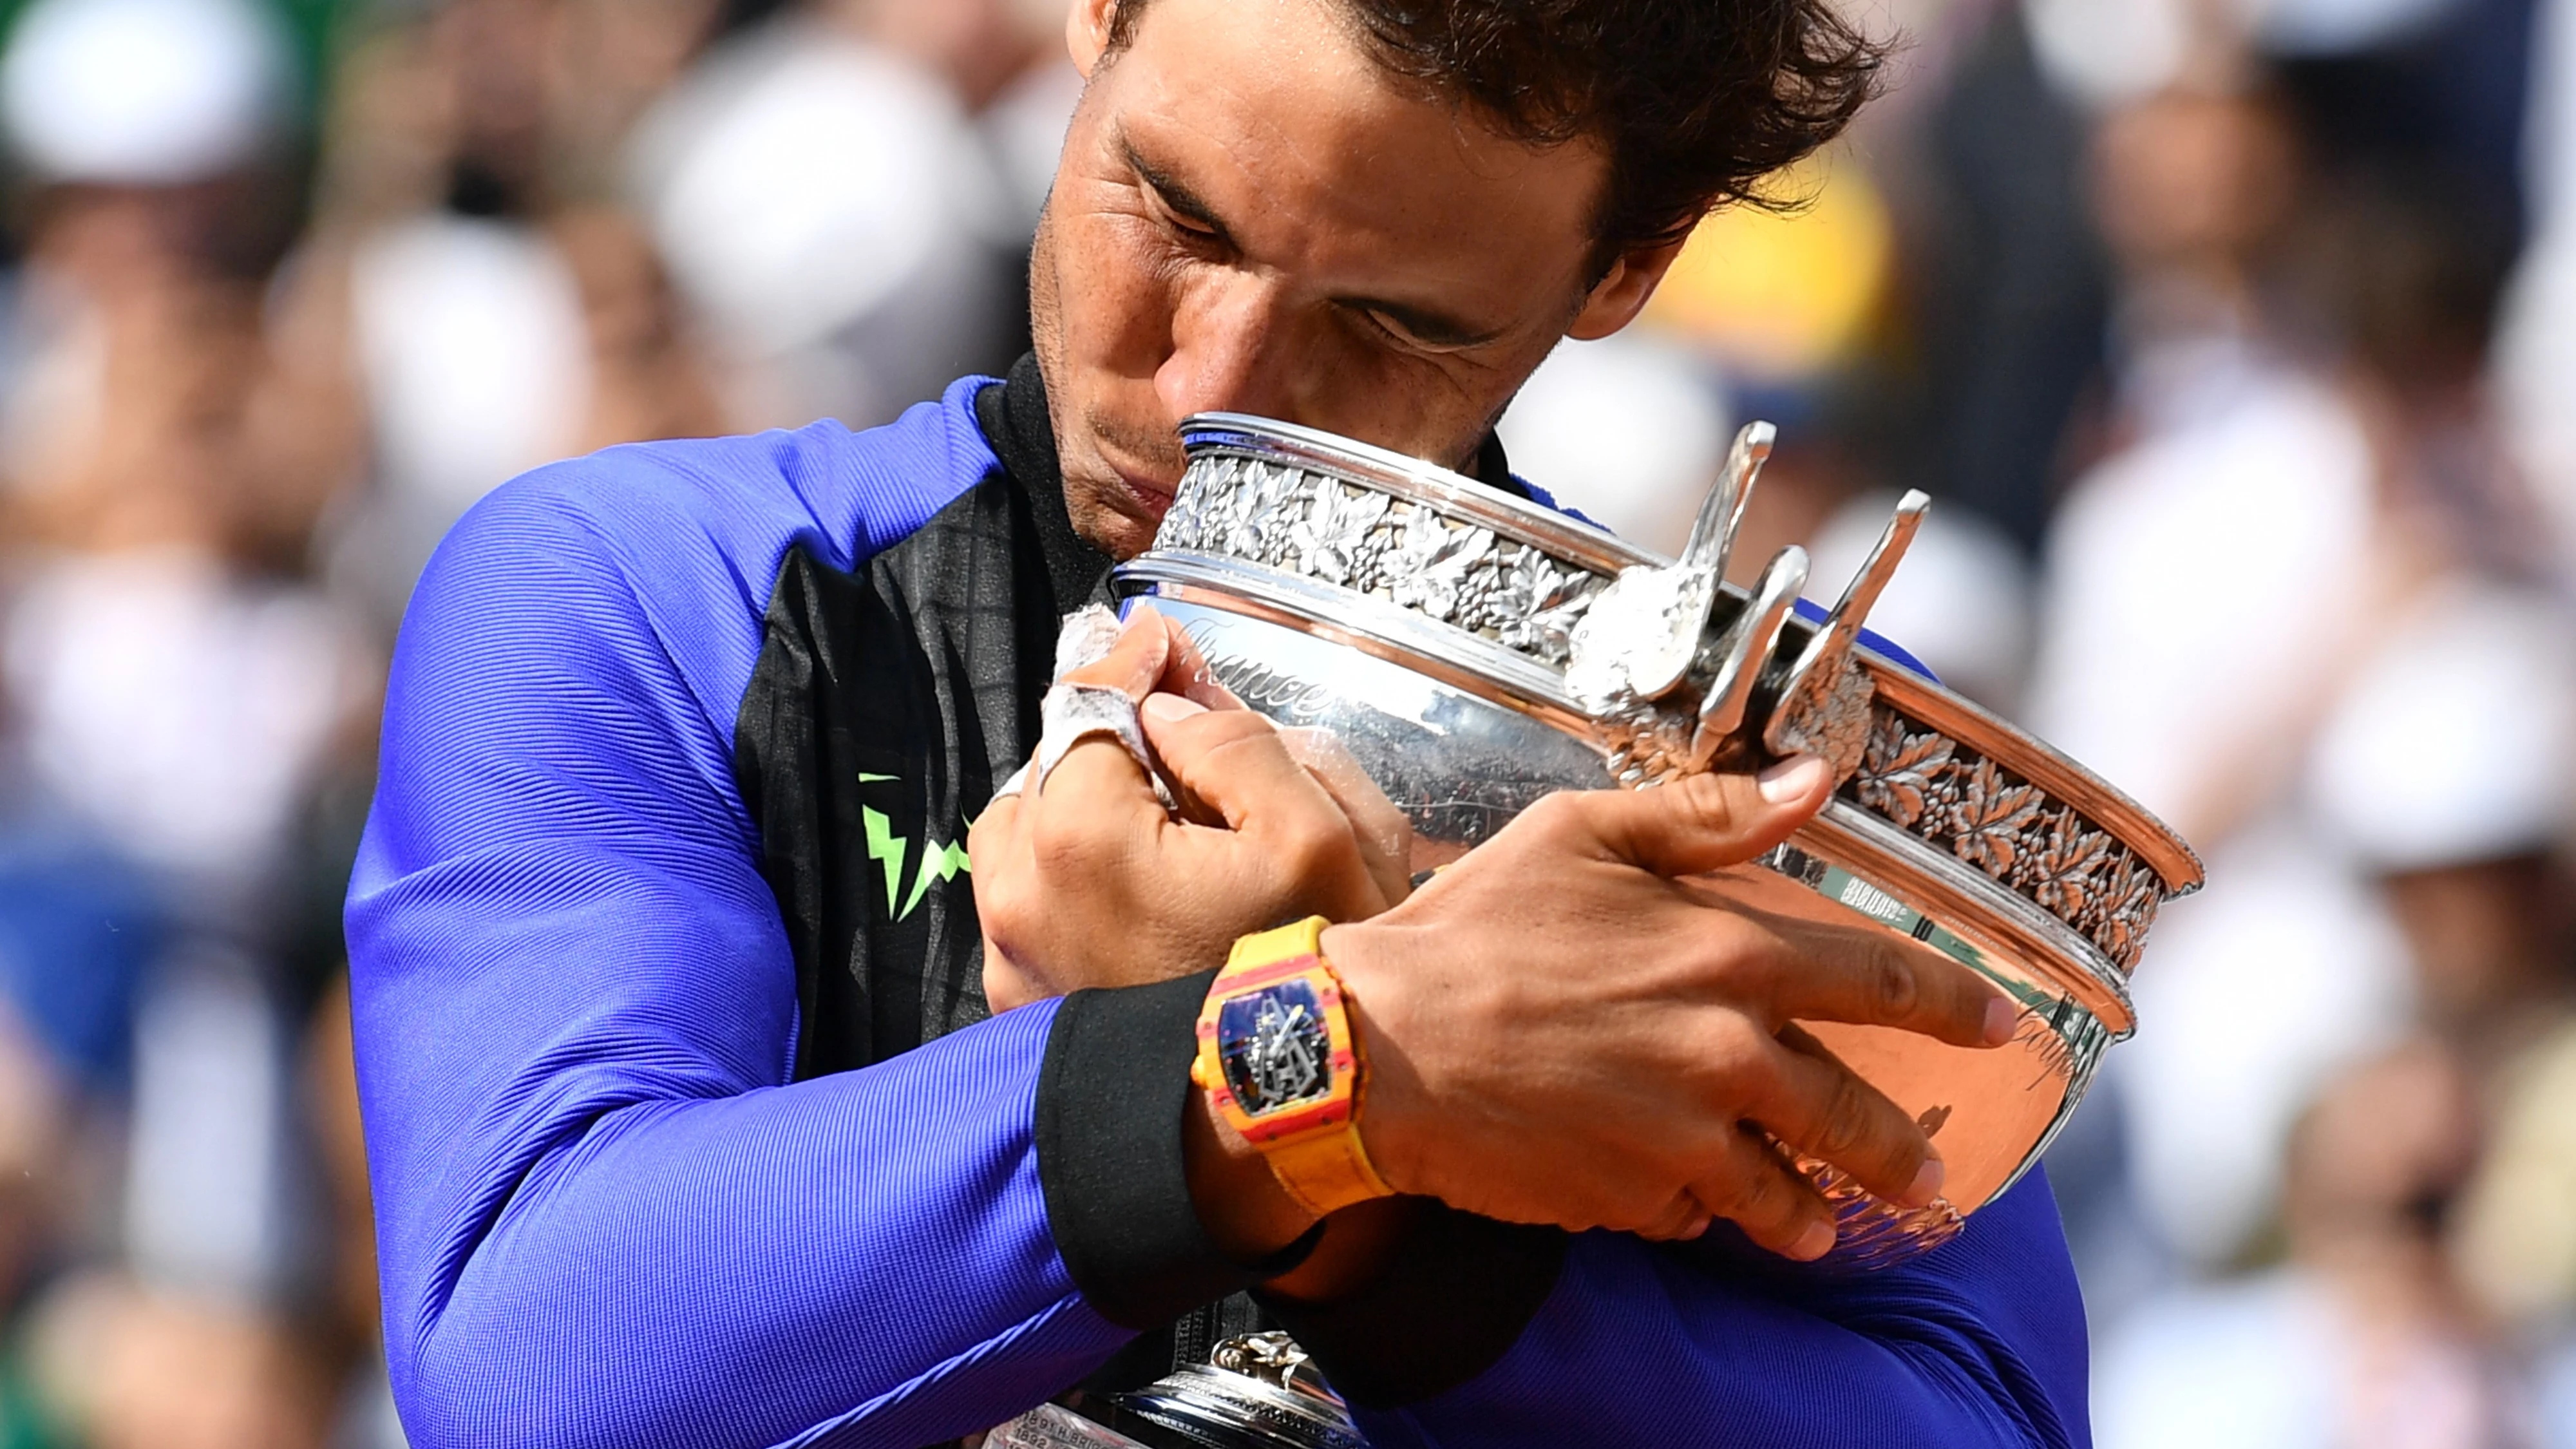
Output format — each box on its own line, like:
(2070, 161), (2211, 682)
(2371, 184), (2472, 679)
(1191, 917), (1395, 1217)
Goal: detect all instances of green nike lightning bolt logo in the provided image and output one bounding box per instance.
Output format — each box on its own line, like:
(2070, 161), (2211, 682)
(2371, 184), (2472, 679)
(900, 839), (971, 920)
(862, 806), (908, 916)
(860, 771), (971, 923)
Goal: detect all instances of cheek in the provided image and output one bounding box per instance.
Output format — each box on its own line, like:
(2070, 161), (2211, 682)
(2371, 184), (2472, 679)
(1305, 343), (1526, 466)
(1053, 211), (1185, 377)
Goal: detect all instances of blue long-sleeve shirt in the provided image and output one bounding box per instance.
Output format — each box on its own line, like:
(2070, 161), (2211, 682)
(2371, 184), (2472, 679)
(347, 363), (2092, 1448)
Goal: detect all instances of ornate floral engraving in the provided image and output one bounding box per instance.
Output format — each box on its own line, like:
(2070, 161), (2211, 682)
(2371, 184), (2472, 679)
(1388, 513), (1495, 623)
(1845, 710), (2164, 973)
(1159, 451), (1606, 670)
(1599, 699), (1696, 787)
(2079, 856), (2162, 971)
(2012, 809), (2116, 922)
(1854, 712), (1956, 829)
(1491, 546), (1596, 665)
(1770, 659), (1877, 782)
(1288, 482), (1390, 587)
(1944, 759), (2046, 876)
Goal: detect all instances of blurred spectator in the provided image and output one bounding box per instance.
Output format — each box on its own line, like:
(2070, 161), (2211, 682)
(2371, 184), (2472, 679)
(2497, 0), (2576, 582)
(1899, 1), (2114, 554)
(624, 0), (1040, 436)
(285, 0), (735, 625)
(2302, 581), (2576, 1336)
(2026, 83), (2419, 1275)
(2097, 1040), (2535, 1449)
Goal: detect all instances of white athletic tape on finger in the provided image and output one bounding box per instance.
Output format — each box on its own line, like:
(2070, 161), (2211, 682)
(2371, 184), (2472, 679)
(988, 606), (1179, 810)
(1054, 603), (1124, 678)
(988, 681), (1177, 811)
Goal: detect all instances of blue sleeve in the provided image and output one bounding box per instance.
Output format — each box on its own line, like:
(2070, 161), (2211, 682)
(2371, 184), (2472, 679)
(1284, 1172), (2087, 1449)
(346, 399), (1239, 1448)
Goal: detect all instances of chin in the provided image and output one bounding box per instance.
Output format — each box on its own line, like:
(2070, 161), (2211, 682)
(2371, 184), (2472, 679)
(1067, 488), (1165, 562)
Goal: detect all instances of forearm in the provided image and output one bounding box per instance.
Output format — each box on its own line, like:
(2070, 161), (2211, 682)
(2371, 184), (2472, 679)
(388, 1005), (1122, 1449)
(362, 927), (1309, 1449)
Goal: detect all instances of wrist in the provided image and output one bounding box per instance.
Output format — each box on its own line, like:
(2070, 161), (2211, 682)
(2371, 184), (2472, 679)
(1182, 1077), (1323, 1260)
(1316, 921), (1428, 1197)
(1195, 919), (1398, 1220)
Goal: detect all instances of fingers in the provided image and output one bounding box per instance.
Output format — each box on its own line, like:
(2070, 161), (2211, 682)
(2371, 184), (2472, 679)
(1683, 1126), (1837, 1261)
(1141, 695), (1390, 918)
(1150, 610), (1247, 711)
(1633, 1192), (1715, 1244)
(1032, 732), (1173, 829)
(1058, 606), (1175, 700)
(1278, 727), (1413, 907)
(1570, 753), (1833, 878)
(1755, 916), (2016, 1049)
(1745, 1025), (1944, 1209)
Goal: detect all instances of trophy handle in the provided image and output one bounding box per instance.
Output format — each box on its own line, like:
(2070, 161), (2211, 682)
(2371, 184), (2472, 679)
(1563, 420), (1779, 706)
(1678, 419), (1777, 587)
(1690, 544), (1809, 769)
(1765, 490), (1930, 771)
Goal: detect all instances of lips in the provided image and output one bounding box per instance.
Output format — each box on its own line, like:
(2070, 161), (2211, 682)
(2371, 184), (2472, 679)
(1104, 459), (1178, 522)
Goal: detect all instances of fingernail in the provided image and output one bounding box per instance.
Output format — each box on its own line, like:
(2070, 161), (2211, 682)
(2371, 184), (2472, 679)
(1141, 693), (1206, 723)
(1790, 1220), (1837, 1262)
(1757, 753), (1828, 804)
(1984, 996), (2019, 1046)
(1903, 1155), (1945, 1208)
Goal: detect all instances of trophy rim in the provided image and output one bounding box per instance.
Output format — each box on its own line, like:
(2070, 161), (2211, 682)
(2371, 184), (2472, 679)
(1179, 411), (1662, 576)
(1161, 413), (2204, 903)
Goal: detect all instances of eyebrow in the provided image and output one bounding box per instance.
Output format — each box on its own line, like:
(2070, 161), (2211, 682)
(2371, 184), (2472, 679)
(1123, 135), (1239, 251)
(1119, 131), (1508, 352)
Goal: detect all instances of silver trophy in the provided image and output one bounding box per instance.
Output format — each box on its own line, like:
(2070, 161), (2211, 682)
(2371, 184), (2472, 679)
(988, 1334), (1364, 1449)
(1115, 413), (2204, 1268)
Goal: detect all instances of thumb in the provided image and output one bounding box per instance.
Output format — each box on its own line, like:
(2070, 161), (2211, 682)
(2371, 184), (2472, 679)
(1581, 754), (1833, 878)
(1060, 605), (1175, 701)
(1139, 693), (1342, 832)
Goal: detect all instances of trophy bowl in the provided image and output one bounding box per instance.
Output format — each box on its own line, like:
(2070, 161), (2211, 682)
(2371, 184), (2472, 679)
(1113, 413), (2204, 1269)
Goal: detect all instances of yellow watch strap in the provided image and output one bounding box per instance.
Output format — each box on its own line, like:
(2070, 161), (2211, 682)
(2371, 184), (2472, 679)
(1264, 1118), (1394, 1217)
(1200, 917), (1395, 1216)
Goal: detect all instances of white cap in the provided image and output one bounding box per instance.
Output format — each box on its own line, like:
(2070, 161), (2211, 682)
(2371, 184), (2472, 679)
(2307, 579), (2576, 872)
(1497, 332), (1731, 555)
(1, 0), (290, 186)
(629, 23), (1006, 359)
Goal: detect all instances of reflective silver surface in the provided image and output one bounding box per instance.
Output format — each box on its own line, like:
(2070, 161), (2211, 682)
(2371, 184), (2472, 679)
(1117, 413), (2204, 1269)
(987, 1336), (1363, 1449)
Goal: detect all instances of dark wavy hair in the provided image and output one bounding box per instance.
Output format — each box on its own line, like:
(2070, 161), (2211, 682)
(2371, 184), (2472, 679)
(1108, 0), (1885, 265)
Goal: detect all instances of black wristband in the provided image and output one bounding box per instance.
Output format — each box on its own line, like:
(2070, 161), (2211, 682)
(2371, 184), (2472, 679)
(1036, 970), (1320, 1328)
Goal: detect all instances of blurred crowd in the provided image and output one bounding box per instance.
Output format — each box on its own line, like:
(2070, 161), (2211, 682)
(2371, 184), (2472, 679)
(0, 0), (2554, 1444)
(1519, 1), (2576, 1445)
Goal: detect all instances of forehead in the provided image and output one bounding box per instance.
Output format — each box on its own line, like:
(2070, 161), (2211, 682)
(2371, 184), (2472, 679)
(1102, 0), (1605, 291)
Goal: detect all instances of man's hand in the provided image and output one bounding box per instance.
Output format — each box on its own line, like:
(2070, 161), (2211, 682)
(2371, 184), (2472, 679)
(970, 607), (1412, 1012)
(1314, 756), (2016, 1262)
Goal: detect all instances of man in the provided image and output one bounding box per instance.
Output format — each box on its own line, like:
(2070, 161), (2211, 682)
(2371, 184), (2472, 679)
(348, 0), (2091, 1446)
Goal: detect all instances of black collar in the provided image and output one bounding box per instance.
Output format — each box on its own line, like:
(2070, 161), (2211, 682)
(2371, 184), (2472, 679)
(974, 354), (1531, 612)
(978, 353), (1116, 615)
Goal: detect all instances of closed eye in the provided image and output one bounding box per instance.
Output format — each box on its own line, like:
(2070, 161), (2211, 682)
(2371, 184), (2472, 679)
(1352, 303), (1496, 356)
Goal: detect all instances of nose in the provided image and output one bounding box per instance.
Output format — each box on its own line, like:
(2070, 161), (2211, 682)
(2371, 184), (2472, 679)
(1155, 269), (1302, 424)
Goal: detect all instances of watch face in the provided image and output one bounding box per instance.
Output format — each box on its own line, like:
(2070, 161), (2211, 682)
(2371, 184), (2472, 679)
(1216, 980), (1335, 1115)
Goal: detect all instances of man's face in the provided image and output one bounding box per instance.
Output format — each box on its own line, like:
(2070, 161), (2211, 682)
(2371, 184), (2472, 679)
(1030, 0), (1668, 558)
